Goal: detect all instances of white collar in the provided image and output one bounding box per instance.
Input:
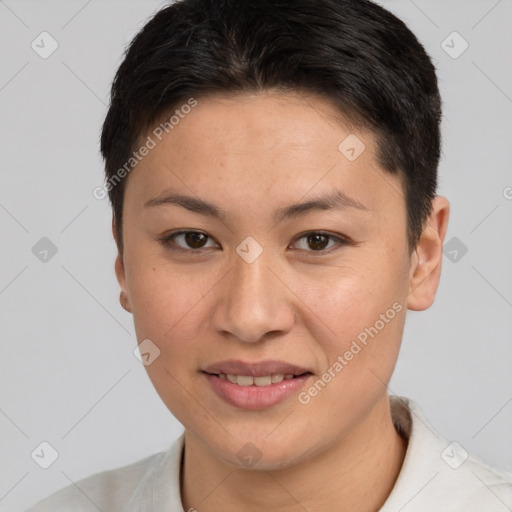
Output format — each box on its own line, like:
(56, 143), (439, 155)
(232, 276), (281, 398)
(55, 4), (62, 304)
(124, 395), (512, 511)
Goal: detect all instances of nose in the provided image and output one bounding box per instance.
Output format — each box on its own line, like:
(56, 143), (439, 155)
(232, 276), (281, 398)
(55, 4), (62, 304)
(211, 246), (295, 344)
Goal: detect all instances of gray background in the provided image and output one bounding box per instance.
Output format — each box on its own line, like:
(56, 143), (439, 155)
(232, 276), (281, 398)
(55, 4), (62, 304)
(0, 0), (511, 510)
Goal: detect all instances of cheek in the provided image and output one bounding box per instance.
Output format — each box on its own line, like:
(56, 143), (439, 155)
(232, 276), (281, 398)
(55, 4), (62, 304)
(125, 263), (208, 417)
(298, 264), (407, 428)
(125, 256), (235, 395)
(128, 264), (205, 342)
(294, 251), (408, 357)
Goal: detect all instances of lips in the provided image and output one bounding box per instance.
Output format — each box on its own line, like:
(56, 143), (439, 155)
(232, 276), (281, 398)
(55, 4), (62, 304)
(202, 359), (313, 410)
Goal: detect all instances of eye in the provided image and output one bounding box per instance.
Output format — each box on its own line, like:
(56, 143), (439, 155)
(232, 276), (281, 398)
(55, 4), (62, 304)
(160, 230), (352, 254)
(160, 230), (219, 252)
(291, 231), (350, 253)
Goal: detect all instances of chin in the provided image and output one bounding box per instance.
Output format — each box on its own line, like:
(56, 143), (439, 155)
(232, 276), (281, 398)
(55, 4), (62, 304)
(211, 436), (317, 472)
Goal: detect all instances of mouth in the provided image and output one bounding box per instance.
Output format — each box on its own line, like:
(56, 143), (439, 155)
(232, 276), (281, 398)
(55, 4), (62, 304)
(203, 359), (312, 378)
(201, 359), (314, 410)
(202, 371), (312, 386)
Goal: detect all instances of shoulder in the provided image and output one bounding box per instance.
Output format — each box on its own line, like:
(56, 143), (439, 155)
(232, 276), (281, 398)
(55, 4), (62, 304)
(24, 450), (167, 512)
(385, 396), (512, 511)
(449, 450), (512, 510)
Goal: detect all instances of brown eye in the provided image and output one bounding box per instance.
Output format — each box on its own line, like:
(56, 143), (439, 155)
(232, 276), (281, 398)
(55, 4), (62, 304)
(293, 231), (349, 253)
(306, 233), (330, 251)
(183, 232), (208, 249)
(161, 231), (217, 251)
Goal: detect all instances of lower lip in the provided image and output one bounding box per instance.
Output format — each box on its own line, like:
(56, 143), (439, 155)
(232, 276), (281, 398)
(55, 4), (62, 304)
(204, 373), (312, 410)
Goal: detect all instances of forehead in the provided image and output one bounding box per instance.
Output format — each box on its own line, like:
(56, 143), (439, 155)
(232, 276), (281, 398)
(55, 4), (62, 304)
(164, 91), (370, 156)
(125, 91), (404, 223)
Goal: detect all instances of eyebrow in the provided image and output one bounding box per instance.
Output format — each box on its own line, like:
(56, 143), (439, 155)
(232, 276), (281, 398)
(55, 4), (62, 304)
(144, 188), (368, 224)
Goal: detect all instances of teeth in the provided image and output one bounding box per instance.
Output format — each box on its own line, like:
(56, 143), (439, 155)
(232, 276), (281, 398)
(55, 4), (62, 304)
(220, 373), (288, 386)
(236, 375), (254, 386)
(253, 375), (272, 386)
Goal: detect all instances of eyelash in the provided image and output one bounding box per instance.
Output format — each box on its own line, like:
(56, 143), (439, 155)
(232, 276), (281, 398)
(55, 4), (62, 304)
(159, 230), (352, 255)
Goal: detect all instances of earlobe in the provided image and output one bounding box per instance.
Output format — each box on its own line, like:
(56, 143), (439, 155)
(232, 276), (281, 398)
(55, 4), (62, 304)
(407, 196), (450, 311)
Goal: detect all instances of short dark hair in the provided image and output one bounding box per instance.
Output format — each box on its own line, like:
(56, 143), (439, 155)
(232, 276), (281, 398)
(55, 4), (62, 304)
(100, 0), (442, 253)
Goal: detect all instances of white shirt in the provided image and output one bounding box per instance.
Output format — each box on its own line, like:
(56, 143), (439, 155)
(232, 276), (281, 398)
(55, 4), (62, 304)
(25, 396), (512, 511)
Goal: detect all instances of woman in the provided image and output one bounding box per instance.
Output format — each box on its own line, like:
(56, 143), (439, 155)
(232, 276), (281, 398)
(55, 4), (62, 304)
(26, 0), (512, 510)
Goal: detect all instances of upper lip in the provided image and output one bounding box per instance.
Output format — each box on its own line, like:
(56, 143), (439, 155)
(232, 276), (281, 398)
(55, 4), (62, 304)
(203, 359), (311, 377)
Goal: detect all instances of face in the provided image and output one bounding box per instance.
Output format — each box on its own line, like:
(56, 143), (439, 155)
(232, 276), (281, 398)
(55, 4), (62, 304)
(115, 91), (421, 469)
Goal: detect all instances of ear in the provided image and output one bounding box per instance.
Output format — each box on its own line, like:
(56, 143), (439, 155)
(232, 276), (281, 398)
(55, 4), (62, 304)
(112, 216), (132, 313)
(407, 196), (450, 311)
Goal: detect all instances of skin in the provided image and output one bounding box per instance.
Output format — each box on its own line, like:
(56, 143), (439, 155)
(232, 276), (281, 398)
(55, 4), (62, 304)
(114, 90), (450, 512)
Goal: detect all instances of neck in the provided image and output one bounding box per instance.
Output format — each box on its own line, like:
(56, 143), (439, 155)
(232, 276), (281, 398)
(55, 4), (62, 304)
(181, 394), (407, 512)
